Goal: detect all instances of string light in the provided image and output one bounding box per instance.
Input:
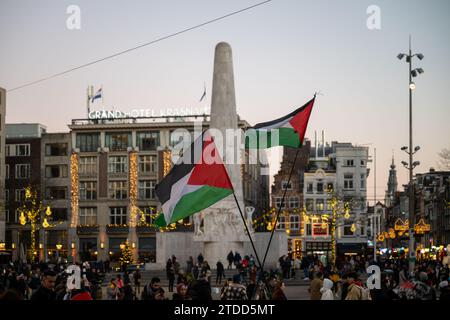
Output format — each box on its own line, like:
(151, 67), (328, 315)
(163, 149), (172, 177)
(129, 151), (138, 227)
(70, 152), (79, 228)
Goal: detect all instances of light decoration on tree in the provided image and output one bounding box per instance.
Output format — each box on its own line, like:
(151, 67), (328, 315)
(70, 152), (79, 228)
(394, 218), (409, 232)
(119, 240), (133, 267)
(163, 149), (172, 177)
(18, 186), (56, 260)
(129, 151), (138, 228)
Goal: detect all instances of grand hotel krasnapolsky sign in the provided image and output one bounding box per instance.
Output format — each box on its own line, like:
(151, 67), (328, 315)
(88, 107), (209, 120)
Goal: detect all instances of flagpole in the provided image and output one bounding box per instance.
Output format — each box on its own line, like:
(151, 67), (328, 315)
(261, 147), (300, 271)
(232, 192), (263, 270)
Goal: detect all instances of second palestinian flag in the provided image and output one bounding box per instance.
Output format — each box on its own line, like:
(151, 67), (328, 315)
(245, 95), (315, 149)
(154, 131), (233, 227)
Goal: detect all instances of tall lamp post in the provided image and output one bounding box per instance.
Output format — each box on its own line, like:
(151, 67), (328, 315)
(397, 36), (424, 274)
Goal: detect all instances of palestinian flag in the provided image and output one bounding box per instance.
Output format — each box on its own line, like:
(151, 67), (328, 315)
(154, 131), (233, 227)
(245, 95), (315, 149)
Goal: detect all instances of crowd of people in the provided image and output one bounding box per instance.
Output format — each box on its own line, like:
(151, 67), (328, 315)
(2, 251), (449, 301)
(303, 254), (450, 300)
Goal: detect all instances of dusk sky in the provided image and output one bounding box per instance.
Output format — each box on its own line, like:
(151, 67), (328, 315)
(1, 0), (449, 205)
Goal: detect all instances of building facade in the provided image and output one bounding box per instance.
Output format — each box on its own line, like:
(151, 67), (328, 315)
(0, 87), (5, 248)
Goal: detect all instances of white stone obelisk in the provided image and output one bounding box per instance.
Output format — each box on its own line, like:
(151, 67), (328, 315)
(193, 42), (248, 265)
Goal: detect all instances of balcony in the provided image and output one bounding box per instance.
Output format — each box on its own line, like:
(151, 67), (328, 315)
(136, 225), (157, 233)
(76, 225), (99, 234)
(106, 225), (129, 234)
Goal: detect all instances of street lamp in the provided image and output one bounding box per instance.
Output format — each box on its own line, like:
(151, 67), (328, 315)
(398, 35), (424, 274)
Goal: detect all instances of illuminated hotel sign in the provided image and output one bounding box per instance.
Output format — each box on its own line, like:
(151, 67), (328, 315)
(88, 107), (208, 120)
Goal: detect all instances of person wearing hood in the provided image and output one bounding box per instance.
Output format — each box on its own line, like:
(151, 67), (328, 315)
(320, 278), (334, 300)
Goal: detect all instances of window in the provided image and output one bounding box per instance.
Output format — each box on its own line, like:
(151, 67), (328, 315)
(344, 223), (355, 236)
(344, 174), (354, 189)
(307, 183), (313, 193)
(360, 174), (366, 189)
(80, 181), (97, 200)
(275, 197), (285, 209)
(51, 208), (68, 221)
(108, 156), (127, 173)
(290, 215), (300, 230)
(281, 181), (292, 190)
(326, 201), (332, 211)
(345, 159), (354, 167)
(5, 164), (9, 179)
(79, 207), (97, 225)
(15, 164), (31, 179)
(306, 223), (312, 236)
(289, 197), (299, 208)
(137, 132), (159, 151)
(139, 155), (156, 173)
(276, 216), (286, 230)
(139, 206), (156, 225)
(109, 181), (127, 199)
(306, 199), (314, 211)
(45, 165), (68, 178)
(11, 144), (30, 156)
(5, 189), (9, 202)
(326, 183), (334, 192)
(15, 189), (25, 202)
(76, 133), (100, 152)
(360, 160), (365, 166)
(316, 199), (324, 212)
(79, 157), (97, 175)
(45, 187), (67, 200)
(45, 143), (67, 156)
(170, 130), (193, 147)
(110, 207), (127, 225)
(138, 180), (156, 200)
(317, 183), (324, 194)
(105, 132), (131, 151)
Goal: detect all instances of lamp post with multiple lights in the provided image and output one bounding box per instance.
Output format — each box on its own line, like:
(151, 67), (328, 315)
(397, 36), (424, 274)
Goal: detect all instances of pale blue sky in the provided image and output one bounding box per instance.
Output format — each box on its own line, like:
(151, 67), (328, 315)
(1, 0), (449, 204)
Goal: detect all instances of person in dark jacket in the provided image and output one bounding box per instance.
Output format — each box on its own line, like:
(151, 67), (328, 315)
(166, 259), (175, 292)
(141, 277), (161, 300)
(30, 270), (57, 301)
(216, 261), (225, 285)
(227, 251), (234, 270)
(188, 272), (212, 300)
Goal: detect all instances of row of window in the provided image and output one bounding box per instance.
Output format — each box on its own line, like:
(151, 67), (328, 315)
(343, 159), (365, 167)
(274, 197), (299, 209)
(4, 155), (157, 179)
(76, 132), (160, 152)
(78, 206), (155, 225)
(6, 180), (156, 202)
(276, 215), (361, 236)
(5, 206), (155, 225)
(306, 182), (334, 193)
(5, 143), (67, 158)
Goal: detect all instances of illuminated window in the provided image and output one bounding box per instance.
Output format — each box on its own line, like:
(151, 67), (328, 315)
(80, 181), (97, 200)
(316, 199), (324, 212)
(139, 155), (157, 173)
(105, 132), (131, 151)
(276, 216), (286, 230)
(79, 157), (97, 175)
(79, 207), (97, 225)
(109, 181), (127, 199)
(108, 156), (127, 173)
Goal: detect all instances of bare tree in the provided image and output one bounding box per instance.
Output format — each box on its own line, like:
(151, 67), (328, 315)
(437, 147), (450, 170)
